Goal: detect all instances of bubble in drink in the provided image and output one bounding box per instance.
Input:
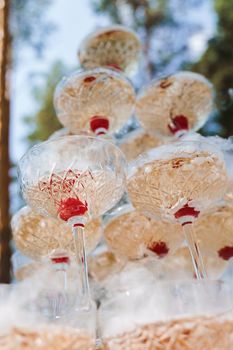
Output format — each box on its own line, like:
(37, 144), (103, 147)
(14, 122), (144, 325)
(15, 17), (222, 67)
(78, 25), (141, 76)
(11, 206), (102, 261)
(104, 207), (183, 260)
(54, 68), (135, 135)
(136, 71), (213, 138)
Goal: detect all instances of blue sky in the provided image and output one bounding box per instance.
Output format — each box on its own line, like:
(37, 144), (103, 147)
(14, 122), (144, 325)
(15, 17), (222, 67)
(10, 0), (110, 162)
(10, 0), (215, 162)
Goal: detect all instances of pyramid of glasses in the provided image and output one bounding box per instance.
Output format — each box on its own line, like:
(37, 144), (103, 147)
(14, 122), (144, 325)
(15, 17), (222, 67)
(11, 23), (233, 347)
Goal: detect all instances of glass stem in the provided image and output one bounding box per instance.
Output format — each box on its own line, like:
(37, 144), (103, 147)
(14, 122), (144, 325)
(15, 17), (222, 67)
(72, 224), (91, 310)
(183, 223), (207, 280)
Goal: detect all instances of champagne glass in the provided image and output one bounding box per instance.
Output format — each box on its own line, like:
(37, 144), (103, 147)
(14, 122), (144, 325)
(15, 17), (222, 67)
(78, 25), (141, 76)
(54, 68), (135, 136)
(18, 135), (126, 310)
(136, 71), (213, 138)
(103, 203), (183, 260)
(127, 139), (229, 279)
(11, 206), (102, 268)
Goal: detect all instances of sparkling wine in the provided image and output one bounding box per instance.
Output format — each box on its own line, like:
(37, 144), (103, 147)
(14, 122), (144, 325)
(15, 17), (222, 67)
(136, 72), (213, 138)
(104, 209), (183, 260)
(54, 68), (135, 135)
(12, 206), (102, 261)
(78, 26), (141, 76)
(127, 150), (228, 225)
(23, 168), (123, 222)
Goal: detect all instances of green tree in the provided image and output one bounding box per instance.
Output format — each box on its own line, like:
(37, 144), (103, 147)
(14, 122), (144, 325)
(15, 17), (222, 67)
(193, 0), (233, 137)
(0, 0), (54, 282)
(90, 0), (205, 79)
(24, 61), (67, 144)
(10, 0), (55, 58)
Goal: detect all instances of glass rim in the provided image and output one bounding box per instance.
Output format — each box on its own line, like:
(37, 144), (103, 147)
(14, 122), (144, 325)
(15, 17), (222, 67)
(18, 134), (127, 166)
(78, 24), (141, 51)
(137, 70), (213, 99)
(54, 66), (135, 96)
(127, 136), (226, 174)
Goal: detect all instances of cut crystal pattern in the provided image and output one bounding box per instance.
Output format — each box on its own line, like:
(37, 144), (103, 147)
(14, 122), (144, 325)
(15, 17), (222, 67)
(54, 68), (135, 134)
(11, 206), (102, 261)
(78, 26), (141, 76)
(127, 148), (228, 224)
(136, 72), (213, 138)
(104, 210), (183, 260)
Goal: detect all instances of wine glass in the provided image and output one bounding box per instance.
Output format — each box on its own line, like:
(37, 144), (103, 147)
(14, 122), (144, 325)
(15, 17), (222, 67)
(11, 206), (102, 265)
(136, 71), (213, 138)
(127, 139), (229, 279)
(18, 135), (126, 310)
(103, 203), (183, 260)
(54, 68), (135, 136)
(78, 25), (141, 77)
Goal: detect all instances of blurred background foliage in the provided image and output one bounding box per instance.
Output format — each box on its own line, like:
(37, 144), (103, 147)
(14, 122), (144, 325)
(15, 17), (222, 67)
(19, 0), (233, 145)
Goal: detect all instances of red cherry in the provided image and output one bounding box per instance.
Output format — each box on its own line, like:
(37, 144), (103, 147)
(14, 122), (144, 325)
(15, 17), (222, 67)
(84, 76), (96, 83)
(51, 256), (70, 265)
(90, 116), (109, 135)
(174, 204), (200, 220)
(218, 246), (233, 261)
(58, 197), (88, 221)
(168, 115), (189, 135)
(147, 241), (169, 258)
(105, 63), (122, 71)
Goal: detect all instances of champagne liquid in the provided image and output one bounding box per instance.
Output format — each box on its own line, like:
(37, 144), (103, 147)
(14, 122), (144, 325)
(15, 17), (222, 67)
(136, 72), (213, 137)
(195, 205), (233, 262)
(104, 211), (183, 260)
(24, 168), (123, 221)
(54, 70), (135, 134)
(127, 151), (227, 223)
(78, 27), (141, 75)
(12, 207), (102, 261)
